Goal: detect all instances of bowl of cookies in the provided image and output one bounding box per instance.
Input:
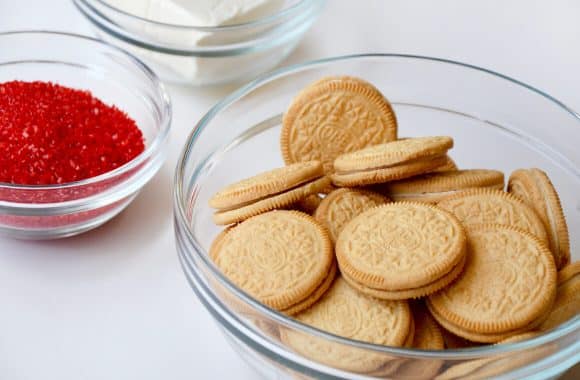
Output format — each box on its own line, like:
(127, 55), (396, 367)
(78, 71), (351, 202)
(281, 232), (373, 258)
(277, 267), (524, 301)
(175, 54), (580, 379)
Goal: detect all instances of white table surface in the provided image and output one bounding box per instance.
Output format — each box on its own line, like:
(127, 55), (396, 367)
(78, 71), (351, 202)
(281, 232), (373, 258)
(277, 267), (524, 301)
(1, 1), (579, 379)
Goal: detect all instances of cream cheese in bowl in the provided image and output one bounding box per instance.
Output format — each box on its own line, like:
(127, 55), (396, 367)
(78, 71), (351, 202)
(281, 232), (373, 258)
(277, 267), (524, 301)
(74, 0), (324, 85)
(105, 0), (285, 26)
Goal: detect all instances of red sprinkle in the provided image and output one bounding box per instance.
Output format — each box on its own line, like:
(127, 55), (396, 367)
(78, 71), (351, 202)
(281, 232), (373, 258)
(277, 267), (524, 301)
(0, 81), (145, 185)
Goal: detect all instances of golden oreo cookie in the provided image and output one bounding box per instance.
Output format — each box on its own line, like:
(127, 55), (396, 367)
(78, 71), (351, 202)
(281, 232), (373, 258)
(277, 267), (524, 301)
(379, 169), (505, 203)
(293, 194), (323, 215)
(428, 224), (557, 343)
(430, 308), (546, 343)
(365, 360), (406, 378)
(209, 161), (330, 225)
(313, 188), (389, 242)
(282, 262), (338, 316)
(281, 76), (397, 173)
(508, 168), (570, 269)
(439, 327), (480, 349)
(435, 332), (542, 380)
(409, 305), (444, 350)
(558, 261), (580, 284)
(342, 254), (466, 300)
(434, 156), (459, 172)
(336, 202), (466, 299)
(496, 332), (540, 345)
(331, 136), (454, 187)
(282, 277), (412, 373)
(539, 261), (580, 331)
(438, 188), (549, 245)
(395, 304), (445, 379)
(211, 210), (334, 314)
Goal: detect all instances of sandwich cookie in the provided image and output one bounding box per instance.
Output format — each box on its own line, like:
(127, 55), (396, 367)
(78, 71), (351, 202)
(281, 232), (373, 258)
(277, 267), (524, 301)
(336, 202), (467, 300)
(427, 224), (557, 343)
(293, 194), (323, 215)
(331, 136), (454, 187)
(495, 332), (540, 345)
(394, 304), (445, 380)
(508, 168), (570, 269)
(209, 161), (330, 225)
(539, 261), (580, 331)
(313, 188), (389, 242)
(281, 76), (398, 173)
(282, 277), (413, 374)
(408, 304), (445, 350)
(439, 328), (481, 349)
(363, 317), (417, 378)
(558, 261), (580, 284)
(434, 156), (459, 172)
(210, 210), (335, 315)
(379, 169), (505, 203)
(395, 137), (457, 172)
(435, 332), (541, 380)
(438, 188), (549, 246)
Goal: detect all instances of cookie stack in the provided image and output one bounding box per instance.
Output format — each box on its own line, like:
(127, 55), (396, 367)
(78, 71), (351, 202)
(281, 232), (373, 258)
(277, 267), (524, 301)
(207, 76), (578, 376)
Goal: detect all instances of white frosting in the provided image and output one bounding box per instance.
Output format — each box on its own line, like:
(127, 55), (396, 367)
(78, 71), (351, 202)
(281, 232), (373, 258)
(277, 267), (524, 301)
(105, 0), (285, 83)
(174, 0), (285, 26)
(107, 0), (283, 26)
(107, 0), (201, 25)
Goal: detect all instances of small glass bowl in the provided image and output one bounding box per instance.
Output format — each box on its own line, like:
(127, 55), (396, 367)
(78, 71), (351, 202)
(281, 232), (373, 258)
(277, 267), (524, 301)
(0, 31), (171, 239)
(174, 55), (580, 379)
(73, 0), (326, 86)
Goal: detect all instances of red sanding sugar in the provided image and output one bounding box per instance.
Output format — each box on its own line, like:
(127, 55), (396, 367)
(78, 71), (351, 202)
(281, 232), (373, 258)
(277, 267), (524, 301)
(0, 81), (145, 185)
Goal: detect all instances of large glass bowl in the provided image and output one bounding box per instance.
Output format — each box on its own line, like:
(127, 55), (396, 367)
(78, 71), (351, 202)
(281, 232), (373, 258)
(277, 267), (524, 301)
(0, 31), (171, 239)
(174, 55), (580, 379)
(73, 0), (326, 86)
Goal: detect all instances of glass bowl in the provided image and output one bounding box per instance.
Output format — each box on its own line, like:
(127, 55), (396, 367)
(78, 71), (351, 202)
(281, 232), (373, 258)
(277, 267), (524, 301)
(0, 31), (171, 239)
(73, 0), (326, 86)
(174, 54), (580, 379)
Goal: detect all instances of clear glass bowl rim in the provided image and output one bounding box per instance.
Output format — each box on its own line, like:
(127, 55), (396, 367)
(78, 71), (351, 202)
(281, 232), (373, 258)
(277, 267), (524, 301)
(80, 0), (317, 30)
(0, 31), (172, 205)
(174, 53), (580, 359)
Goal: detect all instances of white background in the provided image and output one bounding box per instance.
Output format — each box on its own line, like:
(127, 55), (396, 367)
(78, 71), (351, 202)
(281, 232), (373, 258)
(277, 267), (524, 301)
(0, 1), (579, 379)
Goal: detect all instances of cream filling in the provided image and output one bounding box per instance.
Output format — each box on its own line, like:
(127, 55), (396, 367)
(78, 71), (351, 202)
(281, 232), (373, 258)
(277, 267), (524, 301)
(347, 254), (466, 294)
(335, 155), (446, 176)
(215, 177), (321, 212)
(390, 183), (504, 200)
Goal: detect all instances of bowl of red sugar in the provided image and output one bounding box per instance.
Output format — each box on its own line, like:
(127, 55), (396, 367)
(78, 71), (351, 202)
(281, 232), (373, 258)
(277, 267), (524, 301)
(0, 31), (171, 239)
